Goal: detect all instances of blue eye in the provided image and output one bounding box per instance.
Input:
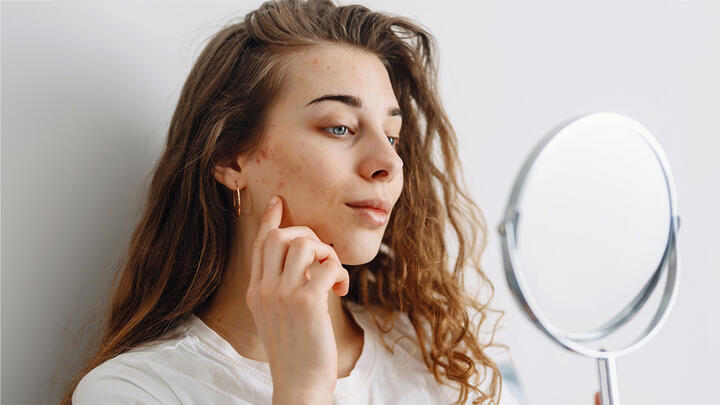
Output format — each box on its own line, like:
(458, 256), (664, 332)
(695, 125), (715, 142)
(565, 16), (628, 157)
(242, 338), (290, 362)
(323, 125), (399, 148)
(324, 125), (350, 136)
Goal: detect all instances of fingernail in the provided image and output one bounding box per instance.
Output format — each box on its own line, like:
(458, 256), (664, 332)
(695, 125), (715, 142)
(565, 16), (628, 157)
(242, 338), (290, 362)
(266, 196), (279, 210)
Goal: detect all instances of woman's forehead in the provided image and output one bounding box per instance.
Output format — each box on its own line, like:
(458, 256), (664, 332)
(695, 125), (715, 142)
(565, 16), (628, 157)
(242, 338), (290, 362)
(281, 45), (397, 110)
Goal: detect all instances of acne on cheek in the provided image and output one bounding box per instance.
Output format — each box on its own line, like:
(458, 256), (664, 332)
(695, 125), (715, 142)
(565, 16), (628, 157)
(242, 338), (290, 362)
(294, 165), (302, 174)
(253, 146), (279, 187)
(265, 145), (304, 184)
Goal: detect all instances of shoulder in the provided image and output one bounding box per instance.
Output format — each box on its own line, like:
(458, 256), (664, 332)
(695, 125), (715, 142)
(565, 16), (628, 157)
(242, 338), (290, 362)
(73, 353), (177, 404)
(344, 300), (526, 405)
(72, 334), (192, 405)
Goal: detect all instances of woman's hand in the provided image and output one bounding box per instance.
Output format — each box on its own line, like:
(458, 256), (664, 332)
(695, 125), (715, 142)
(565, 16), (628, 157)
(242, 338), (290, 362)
(246, 195), (350, 405)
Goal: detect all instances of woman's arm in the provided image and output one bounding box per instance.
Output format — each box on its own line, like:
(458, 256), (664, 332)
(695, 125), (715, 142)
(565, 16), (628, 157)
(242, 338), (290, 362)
(71, 361), (177, 405)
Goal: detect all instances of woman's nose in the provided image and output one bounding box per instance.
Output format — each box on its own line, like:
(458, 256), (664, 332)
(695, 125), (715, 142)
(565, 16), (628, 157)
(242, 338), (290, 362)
(357, 126), (403, 182)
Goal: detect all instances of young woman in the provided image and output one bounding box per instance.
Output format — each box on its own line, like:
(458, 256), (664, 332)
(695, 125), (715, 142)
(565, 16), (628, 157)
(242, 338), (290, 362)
(62, 0), (518, 404)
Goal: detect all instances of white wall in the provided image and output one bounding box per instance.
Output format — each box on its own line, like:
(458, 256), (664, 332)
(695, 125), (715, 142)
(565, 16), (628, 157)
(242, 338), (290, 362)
(2, 1), (718, 404)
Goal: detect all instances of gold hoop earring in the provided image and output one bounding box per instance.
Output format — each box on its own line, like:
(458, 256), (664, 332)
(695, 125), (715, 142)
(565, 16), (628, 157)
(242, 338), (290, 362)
(233, 181), (242, 217)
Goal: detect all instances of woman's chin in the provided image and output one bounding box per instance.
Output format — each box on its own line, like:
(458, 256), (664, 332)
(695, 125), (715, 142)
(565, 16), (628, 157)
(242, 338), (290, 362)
(341, 256), (374, 266)
(335, 243), (380, 266)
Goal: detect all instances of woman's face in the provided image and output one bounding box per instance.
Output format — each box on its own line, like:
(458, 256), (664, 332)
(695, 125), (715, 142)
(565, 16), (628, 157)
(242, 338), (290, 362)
(241, 44), (404, 265)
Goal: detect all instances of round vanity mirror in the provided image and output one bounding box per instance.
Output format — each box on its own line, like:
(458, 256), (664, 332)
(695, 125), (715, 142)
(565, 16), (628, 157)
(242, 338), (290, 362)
(497, 112), (680, 405)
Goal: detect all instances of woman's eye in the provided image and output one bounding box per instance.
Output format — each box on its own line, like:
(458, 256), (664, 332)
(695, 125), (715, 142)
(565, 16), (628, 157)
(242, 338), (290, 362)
(323, 125), (351, 136)
(323, 125), (399, 148)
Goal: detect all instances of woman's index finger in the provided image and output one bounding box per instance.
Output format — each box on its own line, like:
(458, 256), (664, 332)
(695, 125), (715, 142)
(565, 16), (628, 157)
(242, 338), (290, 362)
(249, 196), (283, 286)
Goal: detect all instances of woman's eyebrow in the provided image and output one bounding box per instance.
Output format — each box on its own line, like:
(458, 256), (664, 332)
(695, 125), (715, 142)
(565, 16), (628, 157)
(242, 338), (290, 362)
(305, 94), (402, 117)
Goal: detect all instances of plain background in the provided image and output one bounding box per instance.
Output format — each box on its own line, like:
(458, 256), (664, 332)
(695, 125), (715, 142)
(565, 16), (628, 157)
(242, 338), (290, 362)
(2, 0), (718, 404)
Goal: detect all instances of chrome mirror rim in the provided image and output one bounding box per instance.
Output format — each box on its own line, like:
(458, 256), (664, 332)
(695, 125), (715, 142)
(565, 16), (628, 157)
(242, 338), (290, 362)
(497, 112), (681, 359)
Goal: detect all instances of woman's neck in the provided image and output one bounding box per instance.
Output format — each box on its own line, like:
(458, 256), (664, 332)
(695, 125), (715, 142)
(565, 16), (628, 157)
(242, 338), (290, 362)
(197, 218), (364, 376)
(199, 279), (360, 364)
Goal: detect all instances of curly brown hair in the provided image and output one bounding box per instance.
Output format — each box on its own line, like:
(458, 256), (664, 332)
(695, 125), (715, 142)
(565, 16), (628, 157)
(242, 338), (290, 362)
(61, 0), (508, 404)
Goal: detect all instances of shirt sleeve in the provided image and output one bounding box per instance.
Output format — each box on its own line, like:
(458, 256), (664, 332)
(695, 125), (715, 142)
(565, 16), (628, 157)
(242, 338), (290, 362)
(72, 359), (180, 405)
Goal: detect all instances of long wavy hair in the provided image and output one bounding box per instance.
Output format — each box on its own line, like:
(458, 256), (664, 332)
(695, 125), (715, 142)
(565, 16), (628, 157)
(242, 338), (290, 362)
(61, 0), (508, 404)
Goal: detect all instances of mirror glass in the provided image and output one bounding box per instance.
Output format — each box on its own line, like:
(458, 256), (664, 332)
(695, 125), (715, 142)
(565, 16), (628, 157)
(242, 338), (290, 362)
(513, 114), (672, 345)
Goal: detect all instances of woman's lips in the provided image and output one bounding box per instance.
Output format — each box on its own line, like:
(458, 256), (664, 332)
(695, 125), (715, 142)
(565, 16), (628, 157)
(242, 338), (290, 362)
(346, 205), (388, 226)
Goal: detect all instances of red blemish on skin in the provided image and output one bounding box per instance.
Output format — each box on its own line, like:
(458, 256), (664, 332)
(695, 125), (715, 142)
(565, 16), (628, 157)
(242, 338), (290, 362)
(278, 180), (285, 188)
(256, 158), (260, 163)
(260, 149), (268, 159)
(271, 124), (276, 128)
(312, 59), (318, 64)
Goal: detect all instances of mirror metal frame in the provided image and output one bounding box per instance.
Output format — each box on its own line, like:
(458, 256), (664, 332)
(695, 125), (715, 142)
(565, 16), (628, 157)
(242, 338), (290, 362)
(497, 112), (680, 404)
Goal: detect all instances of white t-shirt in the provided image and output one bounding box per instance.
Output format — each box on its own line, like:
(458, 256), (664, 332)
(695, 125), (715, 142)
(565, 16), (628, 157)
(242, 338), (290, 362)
(73, 301), (522, 404)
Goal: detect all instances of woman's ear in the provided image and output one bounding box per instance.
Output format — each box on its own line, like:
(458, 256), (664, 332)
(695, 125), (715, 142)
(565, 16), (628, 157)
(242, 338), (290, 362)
(213, 155), (248, 191)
